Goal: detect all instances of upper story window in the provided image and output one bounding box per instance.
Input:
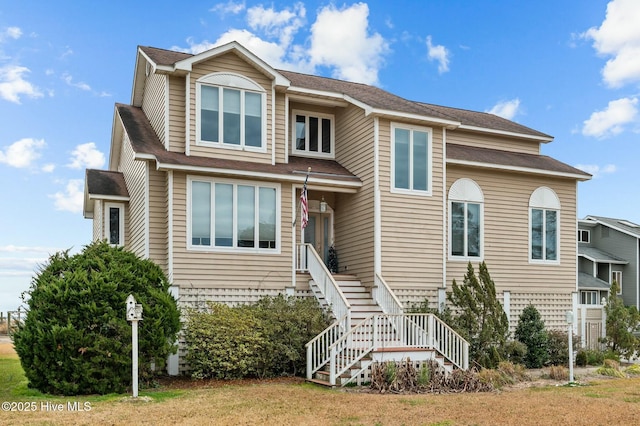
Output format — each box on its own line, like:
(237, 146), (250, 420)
(391, 123), (432, 195)
(529, 187), (560, 263)
(612, 270), (622, 295)
(188, 177), (280, 253)
(104, 202), (124, 246)
(578, 229), (590, 243)
(196, 73), (266, 150)
(292, 110), (334, 158)
(449, 178), (484, 260)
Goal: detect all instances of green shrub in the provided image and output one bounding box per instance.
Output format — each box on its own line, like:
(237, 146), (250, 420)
(576, 349), (605, 367)
(502, 340), (527, 365)
(12, 241), (180, 395)
(184, 295), (329, 379)
(546, 330), (579, 366)
(515, 305), (548, 368)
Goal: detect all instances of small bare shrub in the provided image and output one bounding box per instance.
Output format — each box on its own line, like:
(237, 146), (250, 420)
(497, 361), (530, 382)
(547, 365), (569, 381)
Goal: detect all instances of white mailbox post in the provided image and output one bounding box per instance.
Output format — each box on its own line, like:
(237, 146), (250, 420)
(566, 310), (574, 383)
(126, 294), (143, 397)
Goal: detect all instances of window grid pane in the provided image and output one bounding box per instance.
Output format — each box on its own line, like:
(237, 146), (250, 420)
(309, 117), (318, 152)
(394, 128), (410, 190)
(295, 115), (306, 150)
(214, 183), (233, 247)
(531, 209), (543, 260)
(237, 186), (255, 248)
(192, 182), (211, 245)
(466, 203), (480, 257)
(321, 119), (331, 153)
(451, 202), (465, 256)
(201, 86), (219, 142)
(244, 92), (262, 147)
(109, 207), (120, 245)
(545, 210), (557, 260)
(223, 89), (241, 145)
(259, 187), (276, 249)
(412, 131), (428, 191)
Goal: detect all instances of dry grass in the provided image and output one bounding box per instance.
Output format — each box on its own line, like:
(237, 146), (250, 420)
(2, 342), (640, 426)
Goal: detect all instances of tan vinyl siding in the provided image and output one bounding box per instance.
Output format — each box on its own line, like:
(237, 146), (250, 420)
(142, 73), (166, 146)
(187, 52), (274, 164)
(446, 165), (577, 294)
(274, 92), (286, 164)
(379, 121), (445, 289)
(168, 75), (186, 153)
(333, 105), (375, 287)
(118, 133), (147, 258)
(171, 172), (293, 290)
(148, 168), (168, 270)
(446, 129), (541, 155)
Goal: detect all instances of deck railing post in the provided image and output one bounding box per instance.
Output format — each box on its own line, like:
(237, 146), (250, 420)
(427, 314), (434, 349)
(306, 344), (313, 380)
(329, 346), (336, 386)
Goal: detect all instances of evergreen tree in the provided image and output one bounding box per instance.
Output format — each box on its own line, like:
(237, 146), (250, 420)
(603, 281), (640, 359)
(12, 241), (181, 395)
(447, 262), (510, 368)
(515, 304), (549, 368)
(327, 244), (339, 274)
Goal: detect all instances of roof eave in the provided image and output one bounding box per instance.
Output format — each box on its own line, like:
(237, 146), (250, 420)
(447, 158), (592, 181)
(458, 124), (554, 143)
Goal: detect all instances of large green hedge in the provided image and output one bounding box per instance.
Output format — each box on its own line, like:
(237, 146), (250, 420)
(184, 295), (329, 379)
(13, 241), (181, 395)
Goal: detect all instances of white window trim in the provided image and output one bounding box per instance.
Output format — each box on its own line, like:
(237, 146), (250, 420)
(390, 122), (433, 196)
(195, 73), (267, 152)
(612, 270), (623, 295)
(578, 229), (590, 243)
(104, 202), (125, 246)
(186, 176), (281, 254)
(529, 187), (561, 265)
(291, 109), (335, 159)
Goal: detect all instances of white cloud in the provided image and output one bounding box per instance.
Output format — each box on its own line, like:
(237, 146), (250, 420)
(62, 73), (91, 91)
(50, 179), (84, 213)
(42, 163), (55, 173)
(1, 26), (22, 41)
(0, 138), (45, 168)
(0, 65), (43, 103)
(247, 2), (305, 46)
(582, 0), (640, 88)
(67, 142), (105, 169)
(574, 163), (617, 178)
(0, 257), (46, 272)
(210, 0), (246, 15)
(486, 98), (521, 120)
(426, 35), (450, 74)
(582, 97), (638, 138)
(309, 3), (389, 84)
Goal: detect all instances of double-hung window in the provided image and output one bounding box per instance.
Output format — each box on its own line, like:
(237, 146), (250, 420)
(197, 73), (265, 150)
(104, 202), (124, 246)
(293, 110), (334, 157)
(612, 270), (622, 294)
(189, 177), (279, 252)
(449, 178), (483, 259)
(580, 291), (598, 305)
(392, 123), (432, 194)
(529, 187), (560, 263)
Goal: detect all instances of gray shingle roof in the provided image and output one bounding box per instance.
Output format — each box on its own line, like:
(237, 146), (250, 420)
(585, 215), (640, 239)
(447, 143), (591, 179)
(138, 45), (551, 139)
(86, 169), (129, 198)
(578, 272), (611, 291)
(578, 246), (629, 264)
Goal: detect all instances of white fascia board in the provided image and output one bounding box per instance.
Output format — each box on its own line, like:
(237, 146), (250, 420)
(458, 124), (554, 143)
(367, 108), (460, 128)
(173, 41), (290, 87)
(287, 87), (351, 106)
(286, 92), (350, 108)
(447, 158), (591, 181)
(579, 253), (628, 265)
(154, 161), (361, 191)
(88, 194), (130, 202)
(109, 108), (125, 170)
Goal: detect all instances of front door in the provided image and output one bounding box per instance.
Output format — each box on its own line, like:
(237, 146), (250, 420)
(304, 212), (331, 265)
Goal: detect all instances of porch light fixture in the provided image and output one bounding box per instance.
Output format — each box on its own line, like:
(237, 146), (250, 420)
(320, 197), (327, 213)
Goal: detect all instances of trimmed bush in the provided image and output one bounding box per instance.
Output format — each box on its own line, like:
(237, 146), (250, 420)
(575, 349), (605, 367)
(184, 295), (329, 379)
(546, 330), (579, 367)
(12, 241), (180, 395)
(515, 305), (549, 368)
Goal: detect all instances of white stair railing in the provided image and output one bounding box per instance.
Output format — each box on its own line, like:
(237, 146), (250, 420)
(373, 273), (403, 315)
(325, 313), (469, 386)
(305, 313), (349, 380)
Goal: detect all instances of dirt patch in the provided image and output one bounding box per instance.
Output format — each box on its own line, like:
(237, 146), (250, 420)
(155, 375), (304, 390)
(0, 339), (17, 357)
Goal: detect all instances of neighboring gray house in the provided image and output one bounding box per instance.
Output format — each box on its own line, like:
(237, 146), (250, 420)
(578, 215), (640, 310)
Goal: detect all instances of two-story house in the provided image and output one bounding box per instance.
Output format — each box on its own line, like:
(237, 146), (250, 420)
(83, 42), (590, 379)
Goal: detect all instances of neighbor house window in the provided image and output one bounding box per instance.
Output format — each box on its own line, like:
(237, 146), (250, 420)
(577, 229), (590, 243)
(189, 177), (279, 251)
(292, 110), (334, 157)
(580, 291), (598, 305)
(392, 123), (432, 194)
(529, 187), (560, 263)
(197, 73), (265, 150)
(449, 178), (483, 259)
(104, 202), (124, 246)
(612, 271), (622, 295)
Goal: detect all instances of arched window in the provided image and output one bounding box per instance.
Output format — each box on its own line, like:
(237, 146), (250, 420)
(449, 178), (484, 259)
(196, 73), (266, 150)
(529, 187), (560, 263)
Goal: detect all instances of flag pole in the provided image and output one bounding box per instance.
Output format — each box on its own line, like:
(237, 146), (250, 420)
(293, 167), (311, 228)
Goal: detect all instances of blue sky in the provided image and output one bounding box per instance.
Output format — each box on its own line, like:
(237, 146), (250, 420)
(1, 0), (638, 313)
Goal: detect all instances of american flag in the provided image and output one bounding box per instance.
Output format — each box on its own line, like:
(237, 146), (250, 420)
(300, 183), (308, 230)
